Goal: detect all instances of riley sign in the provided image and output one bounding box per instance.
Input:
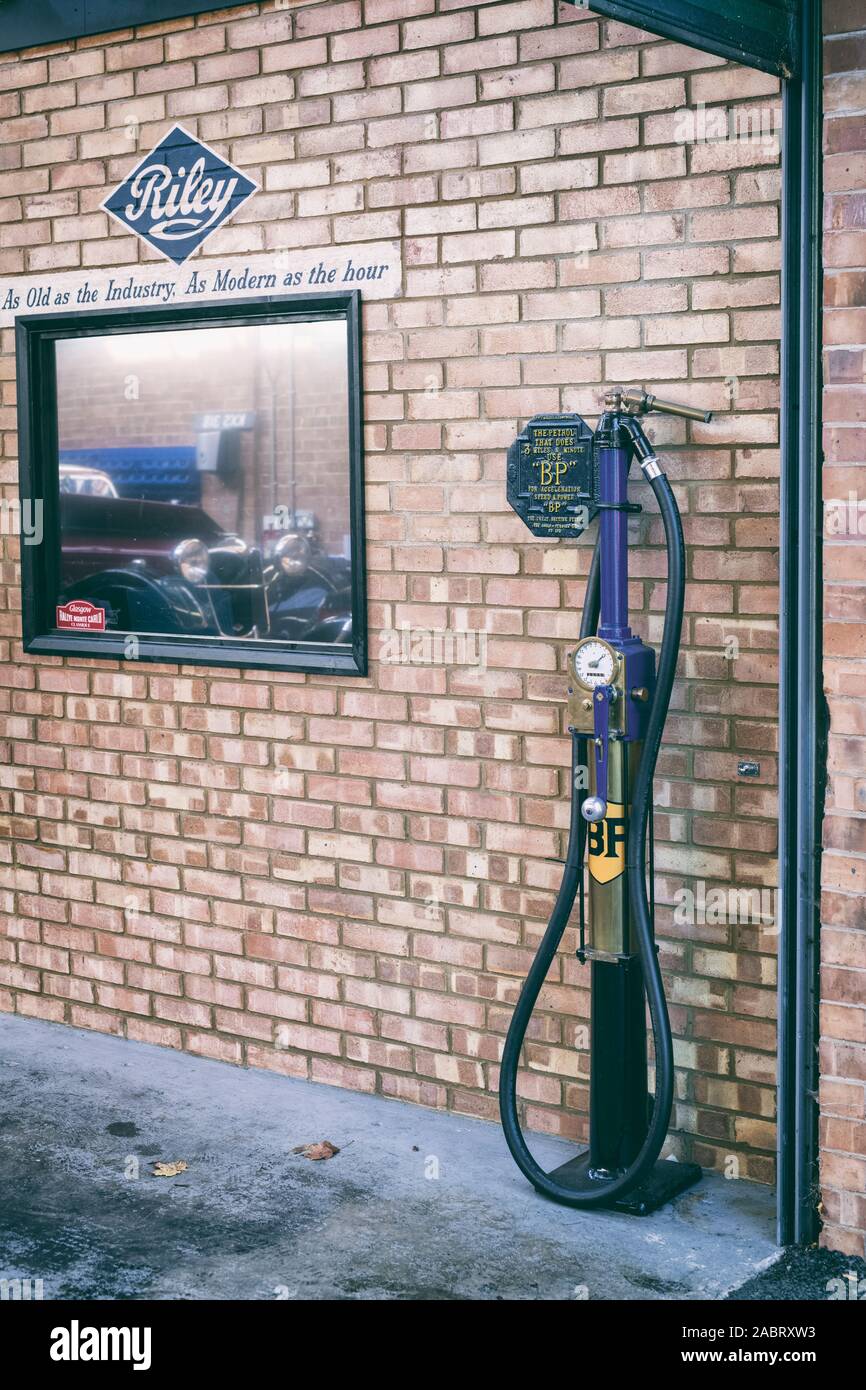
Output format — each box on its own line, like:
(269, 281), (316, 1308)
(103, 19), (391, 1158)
(102, 124), (258, 266)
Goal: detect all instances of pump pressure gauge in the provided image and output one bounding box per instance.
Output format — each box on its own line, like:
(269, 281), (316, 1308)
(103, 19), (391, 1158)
(571, 637), (620, 690)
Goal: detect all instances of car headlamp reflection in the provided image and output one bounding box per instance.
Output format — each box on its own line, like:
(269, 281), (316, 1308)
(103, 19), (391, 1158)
(172, 538), (210, 585)
(273, 532), (311, 576)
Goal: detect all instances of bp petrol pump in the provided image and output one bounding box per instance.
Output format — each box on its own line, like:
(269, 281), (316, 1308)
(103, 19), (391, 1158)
(500, 386), (712, 1215)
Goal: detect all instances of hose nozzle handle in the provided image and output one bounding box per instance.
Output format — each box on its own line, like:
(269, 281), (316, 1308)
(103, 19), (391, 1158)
(620, 386), (712, 424)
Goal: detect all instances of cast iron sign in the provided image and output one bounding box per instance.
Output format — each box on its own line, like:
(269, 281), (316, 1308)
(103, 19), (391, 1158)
(506, 414), (596, 538)
(102, 124), (258, 267)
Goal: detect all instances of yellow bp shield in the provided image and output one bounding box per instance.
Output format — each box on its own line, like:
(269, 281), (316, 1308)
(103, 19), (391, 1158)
(587, 802), (627, 884)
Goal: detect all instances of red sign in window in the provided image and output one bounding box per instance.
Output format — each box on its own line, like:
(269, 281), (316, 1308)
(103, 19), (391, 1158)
(56, 600), (106, 631)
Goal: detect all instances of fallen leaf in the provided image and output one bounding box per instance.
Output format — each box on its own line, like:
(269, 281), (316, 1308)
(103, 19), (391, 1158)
(293, 1140), (340, 1161)
(151, 1160), (188, 1178)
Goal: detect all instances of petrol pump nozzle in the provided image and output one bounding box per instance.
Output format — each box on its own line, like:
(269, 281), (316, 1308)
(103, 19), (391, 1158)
(609, 386), (713, 424)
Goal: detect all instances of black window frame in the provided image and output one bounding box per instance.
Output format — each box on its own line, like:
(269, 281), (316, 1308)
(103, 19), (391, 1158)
(15, 289), (367, 678)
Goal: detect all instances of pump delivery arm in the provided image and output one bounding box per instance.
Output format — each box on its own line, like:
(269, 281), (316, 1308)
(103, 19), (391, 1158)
(498, 387), (709, 1210)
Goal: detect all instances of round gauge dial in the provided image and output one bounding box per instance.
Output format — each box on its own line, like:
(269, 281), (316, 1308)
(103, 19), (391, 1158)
(571, 637), (619, 690)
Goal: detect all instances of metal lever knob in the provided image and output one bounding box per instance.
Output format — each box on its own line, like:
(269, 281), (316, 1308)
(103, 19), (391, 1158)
(582, 685), (615, 825)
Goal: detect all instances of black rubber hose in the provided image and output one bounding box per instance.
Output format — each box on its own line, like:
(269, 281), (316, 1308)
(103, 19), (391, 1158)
(498, 470), (685, 1206)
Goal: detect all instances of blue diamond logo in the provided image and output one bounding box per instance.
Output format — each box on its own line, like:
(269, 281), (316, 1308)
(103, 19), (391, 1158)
(102, 123), (258, 267)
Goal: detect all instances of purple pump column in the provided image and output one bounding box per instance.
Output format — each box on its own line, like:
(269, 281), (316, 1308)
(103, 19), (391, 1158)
(596, 444), (632, 643)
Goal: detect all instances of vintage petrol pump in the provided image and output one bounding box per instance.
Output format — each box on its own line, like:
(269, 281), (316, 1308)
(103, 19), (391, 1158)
(500, 387), (711, 1214)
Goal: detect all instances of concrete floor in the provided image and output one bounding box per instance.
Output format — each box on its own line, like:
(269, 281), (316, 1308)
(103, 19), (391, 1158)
(0, 1013), (779, 1301)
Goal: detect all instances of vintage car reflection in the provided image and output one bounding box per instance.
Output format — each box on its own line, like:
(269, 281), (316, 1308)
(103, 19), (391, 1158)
(264, 526), (353, 645)
(59, 463), (119, 498)
(58, 488), (352, 644)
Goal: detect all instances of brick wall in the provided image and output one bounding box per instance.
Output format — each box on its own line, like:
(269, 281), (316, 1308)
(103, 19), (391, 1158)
(0, 0), (783, 1181)
(821, 0), (866, 1258)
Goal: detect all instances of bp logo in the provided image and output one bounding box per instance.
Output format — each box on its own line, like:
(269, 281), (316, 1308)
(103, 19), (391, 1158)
(102, 124), (258, 266)
(587, 802), (627, 884)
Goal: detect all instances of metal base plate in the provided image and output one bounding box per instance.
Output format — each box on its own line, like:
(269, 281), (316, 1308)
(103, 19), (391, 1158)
(549, 1152), (702, 1216)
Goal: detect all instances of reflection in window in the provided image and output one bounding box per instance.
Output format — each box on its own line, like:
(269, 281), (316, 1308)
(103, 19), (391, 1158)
(54, 320), (354, 646)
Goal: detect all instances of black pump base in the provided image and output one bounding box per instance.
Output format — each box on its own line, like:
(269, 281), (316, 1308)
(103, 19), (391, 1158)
(548, 1153), (702, 1215)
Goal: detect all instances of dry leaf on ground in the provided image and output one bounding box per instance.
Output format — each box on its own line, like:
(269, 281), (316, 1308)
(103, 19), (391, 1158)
(151, 1160), (189, 1177)
(292, 1140), (340, 1161)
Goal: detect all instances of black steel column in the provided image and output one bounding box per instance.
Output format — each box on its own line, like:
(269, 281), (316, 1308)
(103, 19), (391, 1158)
(777, 0), (824, 1248)
(589, 957), (649, 1172)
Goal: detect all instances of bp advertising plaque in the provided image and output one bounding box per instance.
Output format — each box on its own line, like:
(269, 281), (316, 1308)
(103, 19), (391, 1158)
(506, 414), (596, 538)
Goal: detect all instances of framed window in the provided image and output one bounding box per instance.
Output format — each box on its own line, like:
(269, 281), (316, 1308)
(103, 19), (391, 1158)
(15, 291), (367, 675)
